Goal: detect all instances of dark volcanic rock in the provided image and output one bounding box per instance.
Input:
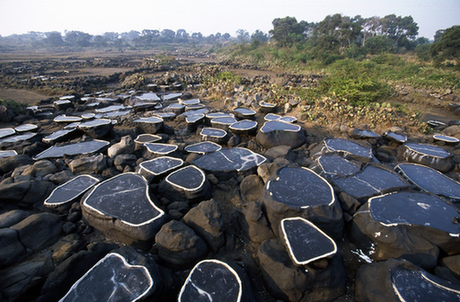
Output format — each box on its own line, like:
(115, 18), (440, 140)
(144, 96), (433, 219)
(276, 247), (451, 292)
(262, 166), (344, 240)
(401, 142), (454, 172)
(69, 154), (107, 174)
(0, 228), (27, 268)
(182, 199), (224, 252)
(256, 121), (306, 149)
(0, 154), (34, 174)
(355, 258), (460, 302)
(155, 220), (208, 268)
(81, 173), (167, 246)
(257, 238), (346, 302)
(350, 191), (460, 269)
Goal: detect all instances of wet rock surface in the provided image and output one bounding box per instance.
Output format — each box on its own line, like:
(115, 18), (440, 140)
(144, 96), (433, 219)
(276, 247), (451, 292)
(1, 66), (460, 302)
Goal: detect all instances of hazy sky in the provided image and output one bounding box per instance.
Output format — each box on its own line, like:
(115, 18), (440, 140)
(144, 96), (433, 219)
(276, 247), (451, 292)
(1, 0), (459, 39)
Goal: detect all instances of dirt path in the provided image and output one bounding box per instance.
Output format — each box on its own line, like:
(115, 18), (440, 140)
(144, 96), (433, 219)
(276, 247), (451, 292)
(0, 88), (51, 105)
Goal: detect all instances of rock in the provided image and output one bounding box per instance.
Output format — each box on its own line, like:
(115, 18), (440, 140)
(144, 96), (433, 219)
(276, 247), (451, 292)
(11, 212), (63, 252)
(22, 160), (57, 177)
(239, 174), (264, 203)
(0, 209), (31, 228)
(241, 201), (275, 243)
(264, 145), (296, 162)
(355, 258), (460, 302)
(69, 154), (107, 174)
(0, 228), (26, 268)
(350, 191), (460, 269)
(256, 121), (306, 149)
(48, 170), (75, 185)
(39, 242), (118, 302)
(77, 119), (113, 138)
(107, 135), (135, 158)
(51, 234), (86, 264)
(81, 173), (167, 247)
(0, 251), (54, 302)
(0, 154), (34, 174)
(0, 105), (15, 122)
(0, 180), (55, 205)
(113, 153), (137, 171)
(183, 199), (224, 252)
(155, 220), (208, 268)
(257, 238), (346, 302)
(441, 254), (460, 280)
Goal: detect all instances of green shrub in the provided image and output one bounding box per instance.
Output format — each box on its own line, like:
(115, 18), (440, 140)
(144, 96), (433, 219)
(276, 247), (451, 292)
(0, 99), (27, 115)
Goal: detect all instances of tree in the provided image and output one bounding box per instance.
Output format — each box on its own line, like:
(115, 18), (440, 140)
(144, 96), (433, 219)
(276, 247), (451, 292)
(270, 16), (305, 47)
(94, 35), (108, 47)
(222, 33), (231, 40)
(430, 25), (460, 66)
(64, 30), (92, 47)
(192, 32), (203, 40)
(380, 14), (418, 48)
(236, 29), (250, 43)
(104, 32), (119, 41)
(251, 30), (268, 42)
(176, 29), (187, 38)
(45, 32), (64, 47)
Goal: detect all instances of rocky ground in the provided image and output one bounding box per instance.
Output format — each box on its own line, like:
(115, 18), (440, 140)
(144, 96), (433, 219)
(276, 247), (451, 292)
(1, 51), (460, 302)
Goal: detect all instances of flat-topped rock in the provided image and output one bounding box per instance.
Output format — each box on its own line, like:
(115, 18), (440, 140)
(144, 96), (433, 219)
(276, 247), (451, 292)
(233, 107), (256, 119)
(200, 127), (228, 143)
(162, 92), (182, 101)
(433, 134), (459, 144)
(42, 129), (77, 144)
(316, 153), (361, 179)
(263, 167), (343, 239)
(14, 124), (38, 133)
(350, 129), (380, 139)
(77, 119), (113, 138)
(160, 165), (211, 201)
(256, 121), (306, 149)
(369, 191), (460, 235)
(54, 115), (83, 123)
(351, 191), (460, 268)
(133, 92), (161, 101)
(138, 156), (183, 182)
(0, 132), (37, 145)
(166, 103), (185, 114)
(185, 103), (206, 111)
(332, 165), (408, 202)
(229, 120), (258, 135)
(402, 142), (453, 172)
(59, 252), (154, 302)
(396, 163), (460, 201)
(180, 98), (200, 106)
(281, 217), (337, 266)
(206, 112), (234, 119)
(33, 140), (110, 160)
(134, 133), (162, 146)
(54, 100), (73, 111)
(44, 175), (99, 211)
(259, 101), (277, 113)
(322, 138), (374, 162)
(211, 117), (237, 130)
(151, 112), (176, 121)
(0, 128), (15, 139)
(185, 141), (221, 154)
(179, 259), (243, 302)
(385, 131), (407, 143)
(144, 143), (178, 158)
(82, 173), (166, 245)
(355, 258), (460, 302)
(95, 104), (131, 113)
(0, 150), (18, 158)
(185, 113), (205, 131)
(193, 147), (266, 174)
(134, 116), (164, 134)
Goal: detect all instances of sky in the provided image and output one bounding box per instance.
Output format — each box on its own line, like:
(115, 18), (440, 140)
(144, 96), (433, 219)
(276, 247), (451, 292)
(0, 0), (459, 40)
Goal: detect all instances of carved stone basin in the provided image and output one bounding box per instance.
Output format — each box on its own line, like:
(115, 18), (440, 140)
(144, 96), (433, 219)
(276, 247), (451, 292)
(0, 132), (37, 145)
(433, 134), (459, 144)
(95, 105), (131, 113)
(229, 120), (258, 135)
(385, 131), (407, 143)
(233, 107), (256, 119)
(14, 124), (38, 133)
(162, 93), (182, 101)
(178, 259), (243, 302)
(144, 143), (178, 157)
(256, 121), (305, 149)
(0, 128), (15, 139)
(0, 150), (17, 158)
(134, 92), (161, 101)
(323, 138), (373, 161)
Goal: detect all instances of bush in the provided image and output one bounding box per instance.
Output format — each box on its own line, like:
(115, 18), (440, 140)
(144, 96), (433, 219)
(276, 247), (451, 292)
(0, 99), (27, 115)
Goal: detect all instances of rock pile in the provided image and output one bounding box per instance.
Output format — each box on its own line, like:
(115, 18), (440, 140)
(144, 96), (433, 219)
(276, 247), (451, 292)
(1, 76), (460, 302)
